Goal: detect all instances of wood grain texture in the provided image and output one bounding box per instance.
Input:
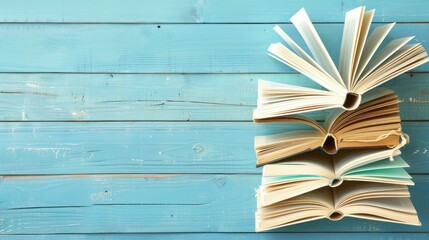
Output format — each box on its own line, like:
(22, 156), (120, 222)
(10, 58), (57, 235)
(0, 24), (427, 73)
(0, 0), (427, 23)
(0, 174), (427, 234)
(0, 73), (428, 121)
(2, 233), (429, 240)
(0, 122), (428, 174)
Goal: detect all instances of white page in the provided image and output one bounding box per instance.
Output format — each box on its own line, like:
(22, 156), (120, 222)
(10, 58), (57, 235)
(339, 6), (365, 90)
(333, 182), (409, 208)
(259, 179), (329, 206)
(268, 43), (346, 94)
(290, 8), (344, 87)
(340, 198), (420, 226)
(358, 36), (414, 83)
(254, 95), (343, 119)
(257, 79), (334, 97)
(354, 23), (396, 82)
(273, 25), (332, 77)
(355, 44), (428, 93)
(351, 10), (375, 83)
(255, 80), (343, 118)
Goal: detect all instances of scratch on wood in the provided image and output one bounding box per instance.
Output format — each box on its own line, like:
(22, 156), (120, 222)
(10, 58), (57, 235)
(99, 99), (255, 107)
(23, 147), (71, 159)
(102, 203), (210, 206)
(131, 158), (145, 165)
(213, 176), (227, 187)
(0, 90), (57, 97)
(190, 0), (205, 23)
(407, 97), (429, 103)
(412, 148), (428, 155)
(158, 143), (209, 161)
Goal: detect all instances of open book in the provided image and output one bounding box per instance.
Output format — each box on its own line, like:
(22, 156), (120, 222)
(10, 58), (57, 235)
(254, 6), (429, 119)
(259, 148), (412, 206)
(256, 182), (421, 231)
(254, 88), (407, 166)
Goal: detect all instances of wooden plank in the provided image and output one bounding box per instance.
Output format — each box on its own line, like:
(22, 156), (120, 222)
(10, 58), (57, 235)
(0, 24), (427, 73)
(0, 122), (428, 174)
(0, 73), (428, 121)
(0, 0), (427, 23)
(0, 174), (427, 234)
(2, 233), (428, 240)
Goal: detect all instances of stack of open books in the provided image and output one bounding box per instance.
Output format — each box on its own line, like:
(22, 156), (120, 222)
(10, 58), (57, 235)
(254, 6), (428, 232)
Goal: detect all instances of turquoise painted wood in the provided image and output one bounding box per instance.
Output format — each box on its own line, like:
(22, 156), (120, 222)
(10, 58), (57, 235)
(0, 122), (428, 174)
(0, 0), (427, 23)
(0, 73), (428, 121)
(0, 175), (428, 233)
(2, 233), (429, 240)
(0, 24), (427, 73)
(0, 0), (428, 238)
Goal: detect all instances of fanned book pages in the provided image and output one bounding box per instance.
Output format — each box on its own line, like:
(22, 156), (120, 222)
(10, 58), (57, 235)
(254, 6), (429, 120)
(259, 148), (412, 206)
(255, 182), (421, 231)
(254, 88), (407, 166)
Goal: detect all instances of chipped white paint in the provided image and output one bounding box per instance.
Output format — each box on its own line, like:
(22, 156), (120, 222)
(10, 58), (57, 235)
(6, 147), (16, 153)
(90, 190), (113, 201)
(408, 97), (429, 103)
(21, 111), (27, 121)
(26, 82), (40, 88)
(23, 147), (71, 158)
(131, 158), (145, 165)
(72, 110), (88, 118)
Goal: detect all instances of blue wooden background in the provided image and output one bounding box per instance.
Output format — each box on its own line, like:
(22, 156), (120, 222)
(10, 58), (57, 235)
(1, 0), (429, 239)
